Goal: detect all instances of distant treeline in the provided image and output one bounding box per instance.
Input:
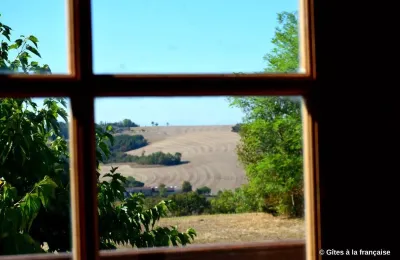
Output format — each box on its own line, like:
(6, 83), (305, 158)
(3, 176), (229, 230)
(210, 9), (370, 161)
(52, 119), (139, 140)
(106, 151), (182, 166)
(108, 135), (148, 153)
(99, 119), (140, 128)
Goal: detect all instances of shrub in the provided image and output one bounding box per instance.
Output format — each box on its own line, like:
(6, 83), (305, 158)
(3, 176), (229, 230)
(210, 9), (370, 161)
(196, 186), (211, 195)
(168, 192), (211, 216)
(182, 181), (192, 193)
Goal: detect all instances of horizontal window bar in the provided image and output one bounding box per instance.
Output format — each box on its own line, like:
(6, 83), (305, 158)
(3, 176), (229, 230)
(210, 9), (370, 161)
(0, 75), (314, 97)
(0, 240), (305, 260)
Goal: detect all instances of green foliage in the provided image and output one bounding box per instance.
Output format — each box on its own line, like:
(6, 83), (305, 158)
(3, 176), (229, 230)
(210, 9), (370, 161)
(124, 176), (144, 188)
(210, 190), (236, 214)
(158, 183), (167, 198)
(210, 186), (264, 214)
(181, 181), (192, 193)
(99, 119), (139, 128)
(231, 123), (242, 133)
(263, 11), (299, 73)
(144, 192), (211, 217)
(228, 11), (303, 218)
(111, 135), (148, 151)
(0, 14), (196, 254)
(0, 176), (59, 254)
(229, 96), (303, 217)
(196, 186), (211, 195)
(108, 151), (183, 166)
(98, 167), (196, 248)
(0, 15), (50, 74)
(166, 192), (211, 217)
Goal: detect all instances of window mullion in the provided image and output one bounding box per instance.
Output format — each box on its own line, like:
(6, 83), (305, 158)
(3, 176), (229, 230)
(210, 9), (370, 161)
(69, 95), (99, 260)
(68, 0), (97, 259)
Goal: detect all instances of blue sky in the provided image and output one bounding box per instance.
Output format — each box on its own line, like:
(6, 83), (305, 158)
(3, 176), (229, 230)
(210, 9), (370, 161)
(1, 0), (298, 125)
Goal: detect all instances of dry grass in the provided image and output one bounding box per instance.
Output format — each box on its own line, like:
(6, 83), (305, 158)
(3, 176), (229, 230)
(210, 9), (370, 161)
(159, 213), (305, 245)
(118, 213), (305, 249)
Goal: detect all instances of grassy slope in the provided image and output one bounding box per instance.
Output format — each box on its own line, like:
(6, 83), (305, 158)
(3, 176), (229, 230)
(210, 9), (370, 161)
(118, 212), (305, 248)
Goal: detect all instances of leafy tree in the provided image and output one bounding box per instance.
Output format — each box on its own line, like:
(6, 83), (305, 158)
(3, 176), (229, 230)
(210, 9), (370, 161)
(107, 134), (148, 153)
(181, 181), (192, 193)
(210, 190), (236, 214)
(122, 119), (132, 127)
(125, 176), (144, 188)
(263, 11), (299, 73)
(168, 192), (211, 216)
(196, 186), (211, 196)
(210, 187), (264, 215)
(228, 11), (303, 217)
(98, 119), (139, 130)
(0, 14), (196, 255)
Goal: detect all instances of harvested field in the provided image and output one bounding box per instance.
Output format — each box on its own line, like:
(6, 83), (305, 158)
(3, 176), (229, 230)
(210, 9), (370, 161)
(100, 125), (247, 193)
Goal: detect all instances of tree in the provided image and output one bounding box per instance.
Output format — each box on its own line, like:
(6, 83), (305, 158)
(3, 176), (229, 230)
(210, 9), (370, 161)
(231, 123), (242, 133)
(168, 192), (211, 216)
(263, 11), (299, 73)
(122, 119), (131, 127)
(0, 14), (196, 255)
(228, 11), (303, 217)
(196, 186), (211, 196)
(125, 176), (144, 188)
(158, 183), (167, 198)
(151, 121), (154, 126)
(182, 181), (192, 193)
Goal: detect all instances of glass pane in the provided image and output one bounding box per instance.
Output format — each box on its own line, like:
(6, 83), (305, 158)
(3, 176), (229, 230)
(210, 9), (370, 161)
(95, 96), (305, 249)
(92, 0), (301, 74)
(0, 97), (72, 255)
(0, 1), (68, 75)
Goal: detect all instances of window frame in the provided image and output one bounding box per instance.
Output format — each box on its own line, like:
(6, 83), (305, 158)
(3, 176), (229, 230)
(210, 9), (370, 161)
(0, 0), (319, 259)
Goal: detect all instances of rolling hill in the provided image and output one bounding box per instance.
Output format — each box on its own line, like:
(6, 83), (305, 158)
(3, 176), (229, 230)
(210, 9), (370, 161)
(100, 125), (247, 194)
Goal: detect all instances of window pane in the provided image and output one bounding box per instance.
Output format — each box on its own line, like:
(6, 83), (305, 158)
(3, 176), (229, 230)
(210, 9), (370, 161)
(92, 0), (302, 74)
(0, 97), (72, 255)
(0, 1), (68, 75)
(95, 96), (305, 249)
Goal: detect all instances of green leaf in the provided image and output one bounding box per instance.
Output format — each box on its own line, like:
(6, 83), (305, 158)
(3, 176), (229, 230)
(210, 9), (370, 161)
(35, 176), (58, 209)
(106, 125), (113, 131)
(20, 193), (41, 231)
(30, 61), (38, 67)
(2, 183), (18, 203)
(8, 43), (18, 50)
(19, 52), (29, 67)
(1, 42), (8, 51)
(26, 45), (41, 58)
(28, 35), (39, 48)
(15, 39), (23, 48)
(2, 31), (10, 41)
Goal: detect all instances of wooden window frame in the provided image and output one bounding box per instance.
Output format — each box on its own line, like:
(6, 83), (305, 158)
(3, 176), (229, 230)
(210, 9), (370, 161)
(0, 0), (319, 259)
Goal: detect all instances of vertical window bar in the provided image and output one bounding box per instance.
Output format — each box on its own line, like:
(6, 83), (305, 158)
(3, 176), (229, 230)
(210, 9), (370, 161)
(68, 0), (98, 260)
(302, 94), (321, 260)
(299, 0), (316, 77)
